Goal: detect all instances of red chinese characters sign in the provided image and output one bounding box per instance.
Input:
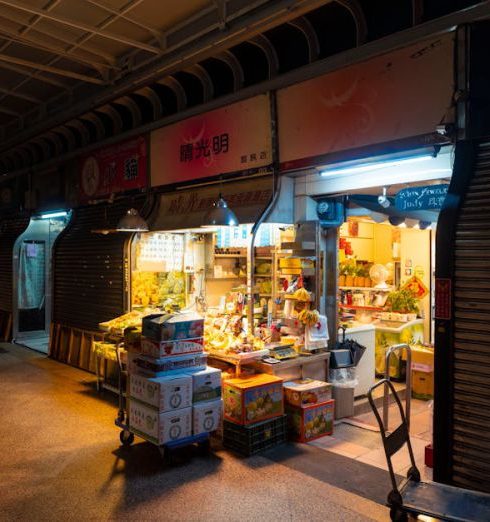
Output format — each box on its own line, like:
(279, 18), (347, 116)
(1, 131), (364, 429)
(402, 276), (429, 299)
(79, 136), (147, 202)
(277, 34), (454, 170)
(435, 278), (451, 320)
(150, 94), (272, 187)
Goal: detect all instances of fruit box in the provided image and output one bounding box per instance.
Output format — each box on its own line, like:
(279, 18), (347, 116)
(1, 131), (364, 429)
(128, 400), (192, 445)
(129, 373), (192, 412)
(130, 352), (207, 377)
(141, 337), (204, 358)
(142, 312), (204, 342)
(193, 399), (223, 435)
(286, 400), (335, 442)
(187, 366), (222, 404)
(223, 374), (284, 425)
(283, 379), (332, 408)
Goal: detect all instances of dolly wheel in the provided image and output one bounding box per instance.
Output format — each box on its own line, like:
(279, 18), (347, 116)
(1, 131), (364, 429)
(389, 507), (407, 522)
(120, 430), (134, 446)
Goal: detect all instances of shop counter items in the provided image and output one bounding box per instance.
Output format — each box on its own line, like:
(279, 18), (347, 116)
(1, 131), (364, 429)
(286, 400), (335, 442)
(129, 373), (192, 411)
(283, 379), (332, 407)
(223, 374), (284, 425)
(142, 312), (204, 342)
(141, 337), (204, 358)
(129, 400), (192, 445)
(189, 367), (222, 404)
(193, 399), (223, 435)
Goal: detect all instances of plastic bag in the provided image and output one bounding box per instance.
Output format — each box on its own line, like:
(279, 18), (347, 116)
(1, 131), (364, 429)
(329, 367), (358, 388)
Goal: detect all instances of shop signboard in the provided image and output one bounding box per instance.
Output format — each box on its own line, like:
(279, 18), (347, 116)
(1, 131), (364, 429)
(402, 275), (429, 300)
(79, 135), (147, 203)
(277, 34), (454, 170)
(395, 184), (449, 212)
(434, 278), (451, 320)
(150, 95), (272, 187)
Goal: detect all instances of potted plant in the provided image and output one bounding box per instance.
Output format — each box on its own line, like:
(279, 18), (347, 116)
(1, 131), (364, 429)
(386, 289), (419, 319)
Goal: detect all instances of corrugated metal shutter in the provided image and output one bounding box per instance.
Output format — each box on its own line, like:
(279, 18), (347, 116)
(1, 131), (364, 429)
(452, 140), (490, 492)
(0, 215), (30, 312)
(53, 202), (133, 332)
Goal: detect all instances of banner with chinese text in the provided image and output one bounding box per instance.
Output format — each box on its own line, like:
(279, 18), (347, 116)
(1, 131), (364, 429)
(150, 94), (272, 187)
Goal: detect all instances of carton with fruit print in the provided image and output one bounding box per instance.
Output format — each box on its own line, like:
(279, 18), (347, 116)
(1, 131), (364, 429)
(286, 399), (335, 442)
(223, 374), (283, 425)
(283, 379), (332, 408)
(142, 312), (204, 342)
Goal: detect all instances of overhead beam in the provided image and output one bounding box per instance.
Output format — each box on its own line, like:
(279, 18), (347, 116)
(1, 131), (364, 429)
(0, 61), (68, 88)
(0, 86), (41, 103)
(336, 0), (368, 46)
(0, 105), (21, 117)
(0, 53), (106, 84)
(0, 0), (162, 54)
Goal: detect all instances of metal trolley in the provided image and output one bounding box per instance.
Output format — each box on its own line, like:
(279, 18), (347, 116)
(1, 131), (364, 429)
(114, 345), (211, 463)
(368, 379), (490, 522)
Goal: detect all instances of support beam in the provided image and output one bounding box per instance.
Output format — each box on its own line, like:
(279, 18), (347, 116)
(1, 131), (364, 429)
(0, 61), (69, 88)
(0, 86), (41, 104)
(0, 105), (21, 117)
(0, 53), (106, 84)
(337, 0), (368, 46)
(0, 0), (162, 55)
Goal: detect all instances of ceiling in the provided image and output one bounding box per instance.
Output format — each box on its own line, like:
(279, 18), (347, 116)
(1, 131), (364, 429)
(0, 0), (488, 176)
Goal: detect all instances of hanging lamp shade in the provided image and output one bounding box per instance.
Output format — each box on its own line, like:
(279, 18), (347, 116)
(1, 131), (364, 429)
(202, 194), (239, 227)
(116, 208), (149, 232)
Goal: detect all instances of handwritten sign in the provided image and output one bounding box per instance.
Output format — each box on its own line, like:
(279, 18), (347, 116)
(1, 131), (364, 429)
(395, 184), (449, 212)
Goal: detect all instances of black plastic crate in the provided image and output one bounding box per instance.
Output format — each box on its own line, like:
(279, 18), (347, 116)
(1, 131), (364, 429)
(223, 415), (287, 456)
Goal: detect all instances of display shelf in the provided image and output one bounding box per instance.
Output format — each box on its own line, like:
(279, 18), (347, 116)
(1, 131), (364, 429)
(208, 276), (246, 280)
(254, 273), (272, 278)
(214, 254), (247, 258)
(255, 256), (272, 260)
(339, 304), (385, 311)
(339, 286), (393, 291)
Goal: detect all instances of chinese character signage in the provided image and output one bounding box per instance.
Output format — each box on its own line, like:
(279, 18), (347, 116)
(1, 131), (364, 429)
(277, 35), (453, 170)
(151, 95), (272, 187)
(395, 184), (449, 211)
(435, 278), (451, 320)
(402, 275), (429, 299)
(79, 136), (147, 202)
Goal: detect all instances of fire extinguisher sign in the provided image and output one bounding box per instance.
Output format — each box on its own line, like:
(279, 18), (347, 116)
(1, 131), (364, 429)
(435, 278), (452, 320)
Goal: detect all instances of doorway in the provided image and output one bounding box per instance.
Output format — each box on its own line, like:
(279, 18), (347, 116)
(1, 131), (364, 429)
(13, 213), (69, 353)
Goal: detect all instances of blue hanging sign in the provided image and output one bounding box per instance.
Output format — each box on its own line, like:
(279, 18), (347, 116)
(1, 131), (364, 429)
(395, 184), (449, 212)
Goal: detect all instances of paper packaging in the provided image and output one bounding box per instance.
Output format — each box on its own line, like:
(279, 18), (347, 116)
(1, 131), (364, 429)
(142, 312), (204, 342)
(188, 367), (222, 403)
(286, 400), (335, 442)
(130, 373), (192, 411)
(132, 352), (207, 377)
(193, 399), (223, 435)
(141, 337), (204, 358)
(223, 374), (284, 425)
(283, 379), (332, 407)
(129, 400), (192, 445)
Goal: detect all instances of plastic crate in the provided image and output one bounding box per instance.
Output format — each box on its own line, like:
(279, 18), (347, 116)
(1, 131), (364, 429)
(223, 415), (287, 456)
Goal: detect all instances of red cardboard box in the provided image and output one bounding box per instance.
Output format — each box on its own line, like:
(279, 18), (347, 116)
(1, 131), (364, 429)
(286, 400), (335, 442)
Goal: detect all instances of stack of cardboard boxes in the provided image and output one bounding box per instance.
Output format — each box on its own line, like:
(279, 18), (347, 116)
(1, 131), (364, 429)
(283, 378), (335, 442)
(127, 312), (222, 445)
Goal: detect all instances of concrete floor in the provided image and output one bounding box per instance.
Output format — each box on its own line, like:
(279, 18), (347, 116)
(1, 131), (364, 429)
(0, 343), (390, 522)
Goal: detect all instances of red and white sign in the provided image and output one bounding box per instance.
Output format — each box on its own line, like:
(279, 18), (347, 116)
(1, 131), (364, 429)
(150, 95), (272, 187)
(435, 278), (451, 320)
(277, 35), (454, 170)
(79, 136), (147, 202)
(402, 276), (429, 300)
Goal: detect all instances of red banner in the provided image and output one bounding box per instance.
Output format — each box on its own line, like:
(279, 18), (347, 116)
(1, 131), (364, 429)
(79, 136), (147, 202)
(150, 95), (272, 187)
(435, 278), (451, 320)
(277, 35), (454, 170)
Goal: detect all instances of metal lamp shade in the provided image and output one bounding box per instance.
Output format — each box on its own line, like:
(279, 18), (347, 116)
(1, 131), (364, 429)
(116, 208), (149, 232)
(202, 195), (239, 227)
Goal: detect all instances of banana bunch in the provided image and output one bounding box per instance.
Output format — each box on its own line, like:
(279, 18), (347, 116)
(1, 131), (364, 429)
(293, 288), (311, 302)
(299, 309), (320, 327)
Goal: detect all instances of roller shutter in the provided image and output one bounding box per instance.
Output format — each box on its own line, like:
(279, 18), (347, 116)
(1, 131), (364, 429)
(52, 202), (134, 333)
(451, 140), (490, 492)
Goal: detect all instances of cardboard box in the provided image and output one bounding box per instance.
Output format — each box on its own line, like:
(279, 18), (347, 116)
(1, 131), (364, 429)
(188, 366), (222, 403)
(412, 370), (433, 400)
(129, 400), (192, 445)
(286, 400), (335, 442)
(131, 352), (207, 377)
(141, 337), (204, 358)
(142, 312), (204, 342)
(283, 379), (332, 407)
(223, 374), (283, 425)
(193, 399), (223, 435)
(124, 327), (142, 353)
(129, 373), (192, 411)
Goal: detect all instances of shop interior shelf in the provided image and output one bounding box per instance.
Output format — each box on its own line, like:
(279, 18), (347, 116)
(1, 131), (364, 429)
(255, 256), (272, 260)
(339, 286), (393, 291)
(214, 254), (247, 258)
(338, 304), (385, 311)
(208, 276), (246, 280)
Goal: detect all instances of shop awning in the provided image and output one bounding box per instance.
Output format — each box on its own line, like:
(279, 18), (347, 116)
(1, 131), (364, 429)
(149, 175), (294, 231)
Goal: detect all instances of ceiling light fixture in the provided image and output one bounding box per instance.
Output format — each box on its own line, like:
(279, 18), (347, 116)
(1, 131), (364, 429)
(116, 208), (149, 232)
(377, 187), (390, 208)
(39, 210), (68, 219)
(202, 193), (239, 227)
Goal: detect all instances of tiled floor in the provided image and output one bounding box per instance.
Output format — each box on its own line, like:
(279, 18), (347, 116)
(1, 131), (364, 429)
(310, 398), (433, 481)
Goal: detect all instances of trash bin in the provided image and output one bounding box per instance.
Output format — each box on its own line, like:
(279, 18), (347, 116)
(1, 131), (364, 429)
(329, 367), (357, 419)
